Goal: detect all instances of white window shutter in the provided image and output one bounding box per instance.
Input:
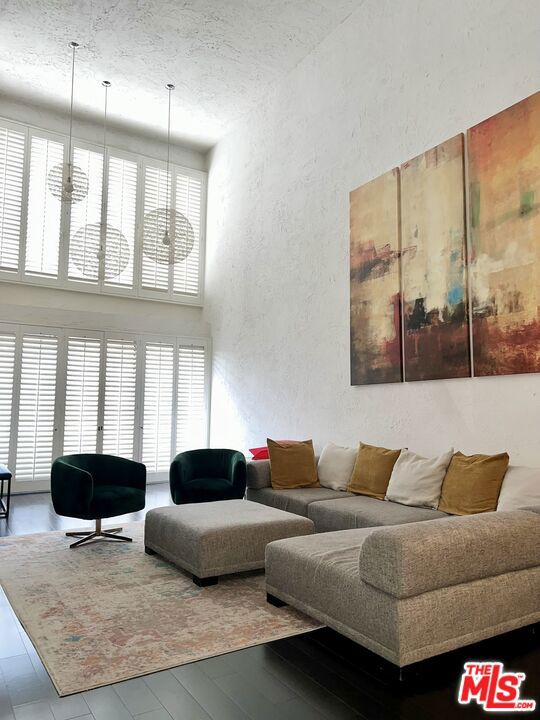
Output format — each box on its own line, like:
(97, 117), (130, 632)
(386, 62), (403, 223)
(142, 342), (174, 473)
(0, 125), (25, 271)
(68, 146), (104, 283)
(104, 156), (138, 288)
(177, 344), (207, 453)
(63, 336), (101, 454)
(25, 136), (64, 277)
(174, 173), (202, 297)
(0, 333), (16, 462)
(102, 339), (137, 458)
(15, 334), (58, 481)
(142, 166), (171, 291)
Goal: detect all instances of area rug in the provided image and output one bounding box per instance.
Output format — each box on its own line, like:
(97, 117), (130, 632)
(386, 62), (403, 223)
(0, 524), (321, 696)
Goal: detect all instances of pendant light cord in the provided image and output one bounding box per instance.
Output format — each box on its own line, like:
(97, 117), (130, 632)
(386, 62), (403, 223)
(165, 83), (174, 242)
(67, 42), (78, 173)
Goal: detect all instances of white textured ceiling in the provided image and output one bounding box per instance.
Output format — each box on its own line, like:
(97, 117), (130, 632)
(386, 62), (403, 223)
(0, 0), (356, 149)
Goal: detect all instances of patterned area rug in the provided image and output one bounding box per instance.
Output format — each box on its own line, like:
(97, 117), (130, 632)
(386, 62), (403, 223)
(0, 524), (320, 696)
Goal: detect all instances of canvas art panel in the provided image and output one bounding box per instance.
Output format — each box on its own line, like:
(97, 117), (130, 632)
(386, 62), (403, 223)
(350, 168), (402, 385)
(468, 91), (540, 376)
(401, 134), (470, 381)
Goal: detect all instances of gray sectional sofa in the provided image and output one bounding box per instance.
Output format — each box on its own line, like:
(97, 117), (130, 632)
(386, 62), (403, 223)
(247, 459), (540, 667)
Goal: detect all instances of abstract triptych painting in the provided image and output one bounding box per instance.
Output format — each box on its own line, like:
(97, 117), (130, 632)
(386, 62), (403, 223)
(350, 90), (539, 385)
(468, 92), (540, 376)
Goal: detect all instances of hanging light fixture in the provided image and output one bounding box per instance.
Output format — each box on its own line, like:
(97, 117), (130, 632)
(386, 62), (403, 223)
(47, 41), (89, 203)
(142, 83), (194, 266)
(70, 80), (129, 281)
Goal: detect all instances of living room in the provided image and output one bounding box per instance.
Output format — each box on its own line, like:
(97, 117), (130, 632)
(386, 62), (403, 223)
(0, 1), (539, 719)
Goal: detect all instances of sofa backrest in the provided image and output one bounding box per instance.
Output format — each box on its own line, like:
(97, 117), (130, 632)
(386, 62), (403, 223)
(358, 510), (540, 599)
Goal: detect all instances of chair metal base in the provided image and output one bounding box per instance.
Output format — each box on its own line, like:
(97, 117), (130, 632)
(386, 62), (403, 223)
(66, 519), (133, 548)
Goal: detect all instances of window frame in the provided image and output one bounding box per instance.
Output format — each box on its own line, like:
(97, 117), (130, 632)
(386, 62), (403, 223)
(0, 117), (207, 306)
(0, 320), (211, 492)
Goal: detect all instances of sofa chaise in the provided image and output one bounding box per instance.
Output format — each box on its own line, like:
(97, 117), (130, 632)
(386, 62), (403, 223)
(247, 459), (540, 668)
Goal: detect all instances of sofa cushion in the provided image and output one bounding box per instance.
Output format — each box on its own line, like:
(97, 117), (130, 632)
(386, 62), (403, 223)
(347, 442), (401, 499)
(308, 495), (447, 532)
(497, 465), (540, 511)
(385, 448), (453, 509)
(317, 443), (357, 491)
(438, 451), (509, 515)
(246, 487), (353, 517)
(268, 438), (319, 489)
(358, 510), (540, 598)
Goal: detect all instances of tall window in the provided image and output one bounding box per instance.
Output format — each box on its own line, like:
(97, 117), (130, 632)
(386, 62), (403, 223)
(0, 324), (209, 490)
(0, 119), (206, 303)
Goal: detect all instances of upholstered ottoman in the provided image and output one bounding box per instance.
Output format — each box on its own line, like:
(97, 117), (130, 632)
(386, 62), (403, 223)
(144, 499), (314, 586)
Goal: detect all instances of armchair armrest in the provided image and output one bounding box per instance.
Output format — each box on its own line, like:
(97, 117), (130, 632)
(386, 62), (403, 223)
(229, 451), (247, 497)
(104, 456), (146, 491)
(51, 459), (93, 517)
(170, 453), (196, 504)
(358, 510), (540, 599)
(246, 460), (271, 489)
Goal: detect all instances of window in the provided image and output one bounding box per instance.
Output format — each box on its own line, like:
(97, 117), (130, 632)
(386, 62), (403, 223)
(142, 342), (174, 473)
(0, 323), (209, 490)
(0, 125), (25, 271)
(63, 335), (101, 454)
(25, 135), (64, 277)
(102, 338), (137, 458)
(0, 333), (16, 461)
(0, 118), (206, 304)
(15, 334), (58, 481)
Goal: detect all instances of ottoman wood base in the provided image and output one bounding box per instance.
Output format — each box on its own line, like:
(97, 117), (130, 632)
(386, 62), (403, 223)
(267, 592), (287, 608)
(193, 574), (219, 587)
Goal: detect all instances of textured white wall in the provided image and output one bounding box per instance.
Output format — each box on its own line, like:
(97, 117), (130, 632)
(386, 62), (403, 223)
(205, 0), (540, 463)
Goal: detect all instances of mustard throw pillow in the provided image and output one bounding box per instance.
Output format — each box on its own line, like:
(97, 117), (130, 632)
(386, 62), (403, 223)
(438, 451), (509, 515)
(347, 442), (401, 499)
(267, 439), (319, 490)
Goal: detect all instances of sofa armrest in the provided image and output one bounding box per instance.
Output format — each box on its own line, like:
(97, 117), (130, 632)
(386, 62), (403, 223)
(246, 460), (272, 489)
(358, 510), (540, 599)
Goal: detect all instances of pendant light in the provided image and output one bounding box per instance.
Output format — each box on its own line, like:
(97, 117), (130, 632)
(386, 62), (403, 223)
(47, 41), (89, 203)
(142, 82), (195, 266)
(70, 80), (129, 281)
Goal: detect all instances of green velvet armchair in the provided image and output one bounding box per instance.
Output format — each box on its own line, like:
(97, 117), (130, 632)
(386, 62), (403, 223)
(51, 454), (146, 548)
(169, 449), (246, 504)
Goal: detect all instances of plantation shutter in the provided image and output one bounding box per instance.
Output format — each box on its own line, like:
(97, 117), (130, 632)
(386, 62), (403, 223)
(102, 338), (137, 458)
(68, 146), (104, 283)
(0, 125), (25, 271)
(176, 344), (207, 453)
(15, 334), (58, 481)
(63, 336), (101, 454)
(25, 135), (64, 277)
(104, 156), (138, 288)
(0, 333), (16, 462)
(174, 173), (202, 296)
(142, 342), (174, 473)
(141, 166), (171, 291)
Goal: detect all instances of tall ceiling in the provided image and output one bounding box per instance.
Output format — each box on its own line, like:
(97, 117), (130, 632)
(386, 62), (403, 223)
(0, 0), (356, 149)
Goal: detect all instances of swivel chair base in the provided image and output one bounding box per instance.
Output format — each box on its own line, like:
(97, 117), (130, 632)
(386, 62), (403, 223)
(66, 518), (133, 548)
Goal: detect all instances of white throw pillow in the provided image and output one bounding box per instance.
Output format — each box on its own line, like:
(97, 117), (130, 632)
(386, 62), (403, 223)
(317, 443), (357, 491)
(497, 465), (540, 511)
(385, 448), (454, 509)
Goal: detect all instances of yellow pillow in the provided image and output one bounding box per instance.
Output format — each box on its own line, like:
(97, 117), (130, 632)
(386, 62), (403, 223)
(347, 442), (401, 499)
(267, 439), (319, 489)
(438, 451), (509, 515)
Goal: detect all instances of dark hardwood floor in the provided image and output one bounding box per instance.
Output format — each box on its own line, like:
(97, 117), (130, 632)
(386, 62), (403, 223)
(0, 486), (538, 720)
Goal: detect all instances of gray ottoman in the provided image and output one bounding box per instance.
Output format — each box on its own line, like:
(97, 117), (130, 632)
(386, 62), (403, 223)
(144, 499), (314, 586)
